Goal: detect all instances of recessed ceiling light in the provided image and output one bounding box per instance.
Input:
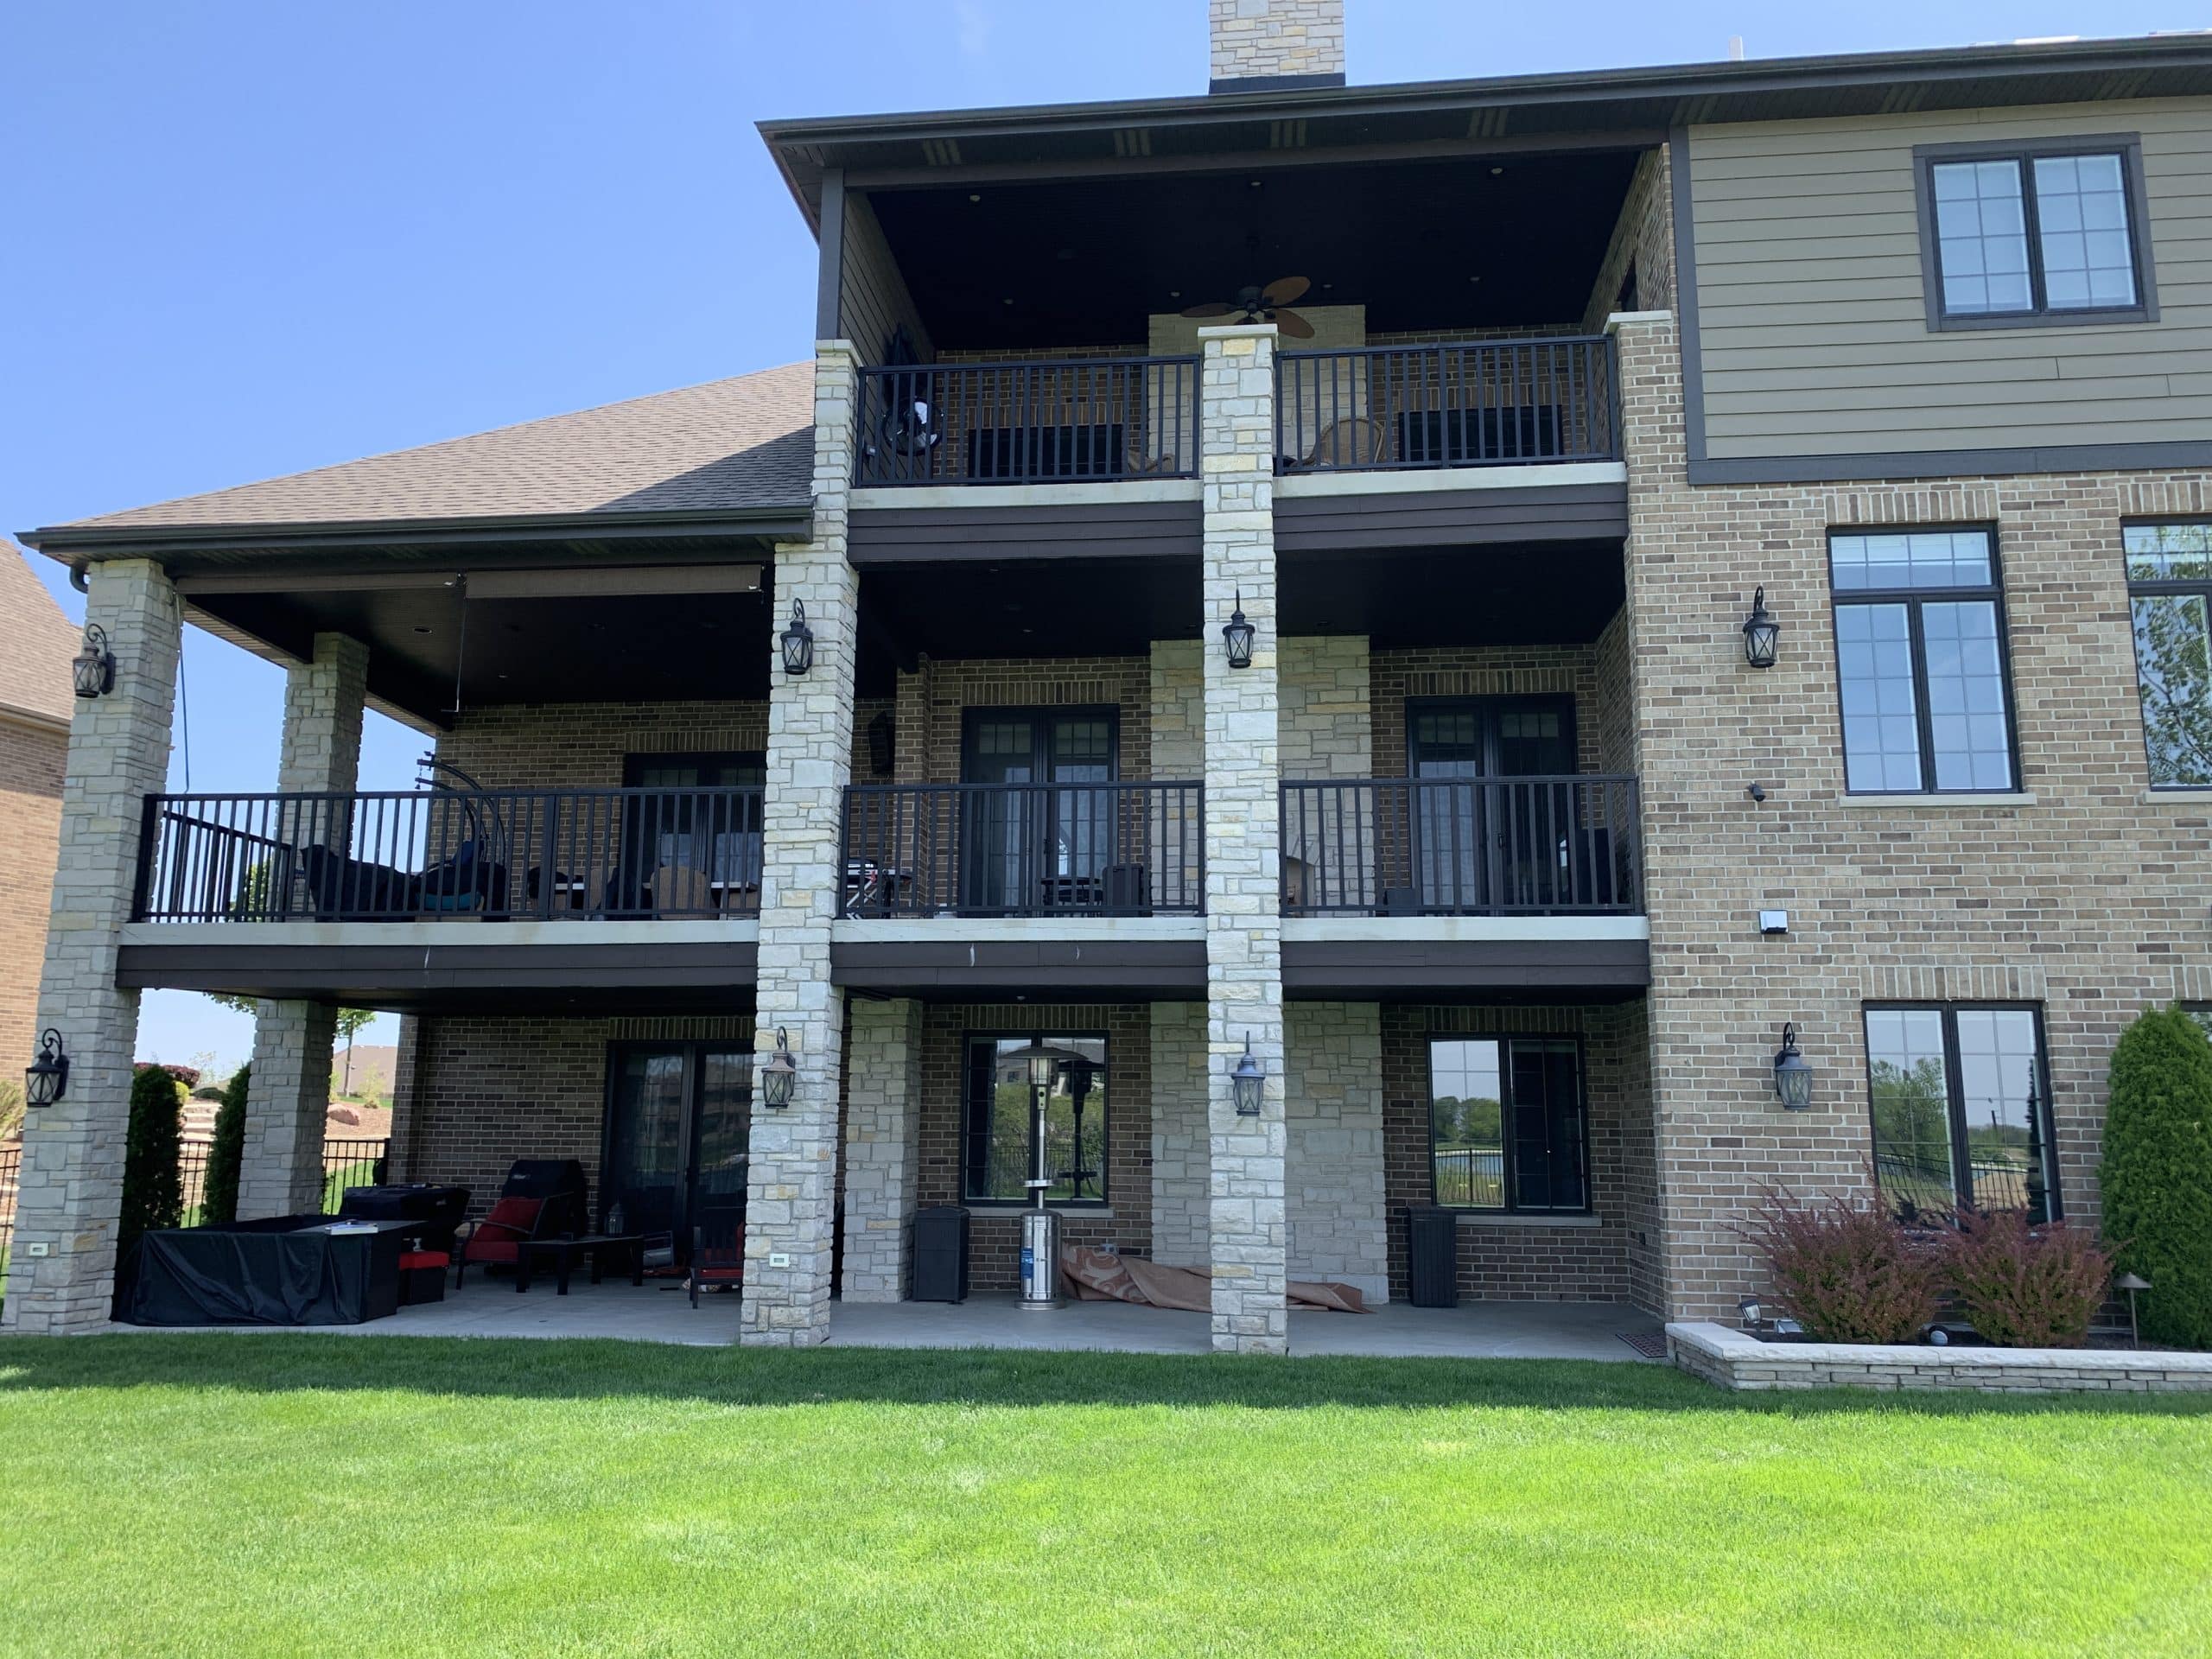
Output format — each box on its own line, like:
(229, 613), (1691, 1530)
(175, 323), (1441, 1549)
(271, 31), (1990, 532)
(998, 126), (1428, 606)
(1249, 179), (1262, 188)
(1002, 296), (1014, 305)
(969, 193), (982, 202)
(1491, 166), (1503, 175)
(412, 626), (432, 635)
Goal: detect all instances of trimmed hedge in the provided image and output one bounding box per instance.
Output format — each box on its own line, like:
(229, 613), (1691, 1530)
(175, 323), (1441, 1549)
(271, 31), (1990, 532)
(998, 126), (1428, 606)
(202, 1064), (250, 1226)
(2101, 1005), (2212, 1350)
(119, 1066), (185, 1255)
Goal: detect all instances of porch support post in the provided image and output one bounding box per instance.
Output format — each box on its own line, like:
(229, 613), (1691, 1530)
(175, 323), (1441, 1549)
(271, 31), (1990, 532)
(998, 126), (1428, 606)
(838, 995), (922, 1302)
(1198, 322), (1288, 1355)
(743, 340), (858, 1346)
(240, 632), (367, 1219)
(2, 558), (179, 1333)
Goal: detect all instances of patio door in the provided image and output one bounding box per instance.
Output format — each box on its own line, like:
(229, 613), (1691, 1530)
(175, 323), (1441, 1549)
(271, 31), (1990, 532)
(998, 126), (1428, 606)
(959, 709), (1117, 912)
(602, 1042), (752, 1254)
(620, 752), (766, 917)
(1408, 696), (1575, 912)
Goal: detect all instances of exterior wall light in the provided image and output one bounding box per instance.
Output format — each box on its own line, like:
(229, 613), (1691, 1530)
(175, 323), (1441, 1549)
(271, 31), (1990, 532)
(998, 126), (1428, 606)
(760, 1027), (798, 1108)
(1772, 1022), (1813, 1111)
(1230, 1033), (1264, 1116)
(25, 1028), (69, 1108)
(2115, 1271), (2150, 1348)
(72, 623), (116, 699)
(1738, 1294), (1762, 1329)
(779, 600), (815, 677)
(1221, 592), (1256, 670)
(1741, 587), (1779, 669)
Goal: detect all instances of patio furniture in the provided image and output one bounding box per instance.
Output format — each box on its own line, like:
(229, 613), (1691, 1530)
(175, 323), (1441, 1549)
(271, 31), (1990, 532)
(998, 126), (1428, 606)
(398, 1249), (449, 1305)
(339, 1183), (471, 1254)
(127, 1215), (416, 1325)
(1294, 415), (1390, 470)
(453, 1159), (590, 1287)
(649, 861), (714, 915)
(1405, 1206), (1459, 1307)
(911, 1206), (969, 1304)
(690, 1221), (744, 1307)
(515, 1233), (647, 1296)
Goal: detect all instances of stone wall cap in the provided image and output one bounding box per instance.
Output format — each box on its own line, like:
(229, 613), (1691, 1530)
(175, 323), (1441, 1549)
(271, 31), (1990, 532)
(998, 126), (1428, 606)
(1667, 1320), (2212, 1372)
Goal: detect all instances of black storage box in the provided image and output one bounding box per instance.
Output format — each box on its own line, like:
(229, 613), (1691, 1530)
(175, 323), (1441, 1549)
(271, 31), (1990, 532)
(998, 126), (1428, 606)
(1405, 1206), (1460, 1308)
(340, 1184), (472, 1254)
(399, 1263), (448, 1306)
(911, 1206), (969, 1303)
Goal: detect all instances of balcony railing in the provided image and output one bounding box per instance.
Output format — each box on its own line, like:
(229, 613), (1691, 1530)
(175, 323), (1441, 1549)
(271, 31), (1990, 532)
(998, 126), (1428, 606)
(1281, 776), (1642, 916)
(853, 356), (1201, 486)
(841, 781), (1203, 917)
(134, 787), (766, 923)
(1275, 336), (1618, 474)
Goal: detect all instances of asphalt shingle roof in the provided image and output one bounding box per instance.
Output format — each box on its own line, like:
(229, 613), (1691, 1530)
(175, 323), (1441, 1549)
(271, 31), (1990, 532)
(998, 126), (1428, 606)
(0, 544), (83, 727)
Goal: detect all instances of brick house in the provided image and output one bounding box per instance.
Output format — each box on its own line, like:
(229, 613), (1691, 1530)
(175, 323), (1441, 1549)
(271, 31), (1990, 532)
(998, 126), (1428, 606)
(8, 6), (2211, 1348)
(0, 545), (80, 1088)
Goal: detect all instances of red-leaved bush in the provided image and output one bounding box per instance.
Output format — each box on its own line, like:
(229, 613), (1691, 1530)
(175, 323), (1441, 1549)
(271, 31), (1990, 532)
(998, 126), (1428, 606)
(1738, 1187), (1944, 1344)
(1944, 1210), (2113, 1349)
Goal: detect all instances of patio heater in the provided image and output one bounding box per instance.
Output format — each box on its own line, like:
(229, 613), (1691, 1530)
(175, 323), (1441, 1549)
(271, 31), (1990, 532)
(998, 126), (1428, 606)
(1018, 1038), (1064, 1312)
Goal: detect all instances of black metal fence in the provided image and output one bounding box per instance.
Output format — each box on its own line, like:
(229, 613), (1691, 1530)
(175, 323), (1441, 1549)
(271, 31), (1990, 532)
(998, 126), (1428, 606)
(1281, 776), (1643, 916)
(854, 356), (1202, 485)
(0, 1143), (17, 1287)
(322, 1138), (390, 1209)
(842, 781), (1204, 917)
(135, 788), (766, 922)
(1434, 1147), (1506, 1208)
(1275, 336), (1618, 473)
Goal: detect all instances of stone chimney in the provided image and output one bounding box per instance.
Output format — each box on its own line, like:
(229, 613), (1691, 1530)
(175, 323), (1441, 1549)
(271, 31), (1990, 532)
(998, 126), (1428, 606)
(1209, 0), (1346, 93)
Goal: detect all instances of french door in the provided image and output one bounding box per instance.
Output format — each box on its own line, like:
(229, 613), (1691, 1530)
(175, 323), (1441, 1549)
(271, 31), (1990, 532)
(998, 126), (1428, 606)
(1408, 696), (1577, 912)
(601, 1042), (752, 1255)
(959, 709), (1118, 912)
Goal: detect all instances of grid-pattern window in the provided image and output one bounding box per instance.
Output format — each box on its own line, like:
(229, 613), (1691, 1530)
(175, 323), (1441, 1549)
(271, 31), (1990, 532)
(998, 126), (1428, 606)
(1866, 1004), (2058, 1224)
(2123, 524), (2212, 789)
(1427, 1036), (1586, 1212)
(962, 1034), (1109, 1204)
(1831, 530), (2017, 793)
(1923, 143), (2146, 323)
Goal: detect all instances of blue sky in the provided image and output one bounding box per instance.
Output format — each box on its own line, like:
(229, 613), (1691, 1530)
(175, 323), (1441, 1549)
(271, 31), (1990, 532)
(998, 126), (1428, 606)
(2, 0), (2187, 1071)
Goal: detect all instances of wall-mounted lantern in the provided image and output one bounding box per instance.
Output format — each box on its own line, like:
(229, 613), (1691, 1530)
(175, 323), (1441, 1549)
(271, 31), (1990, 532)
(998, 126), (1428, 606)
(1230, 1033), (1265, 1116)
(24, 1028), (69, 1108)
(72, 624), (116, 699)
(1738, 1294), (1763, 1329)
(1741, 587), (1779, 670)
(1772, 1022), (1813, 1111)
(779, 601), (815, 677)
(760, 1027), (798, 1108)
(1221, 592), (1256, 670)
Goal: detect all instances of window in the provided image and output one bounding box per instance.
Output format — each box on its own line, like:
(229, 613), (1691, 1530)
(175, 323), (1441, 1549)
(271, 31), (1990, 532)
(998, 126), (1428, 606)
(2123, 524), (2212, 789)
(1865, 1005), (2059, 1224)
(1829, 529), (2018, 793)
(1427, 1036), (1587, 1212)
(962, 1034), (1109, 1204)
(1916, 138), (2156, 329)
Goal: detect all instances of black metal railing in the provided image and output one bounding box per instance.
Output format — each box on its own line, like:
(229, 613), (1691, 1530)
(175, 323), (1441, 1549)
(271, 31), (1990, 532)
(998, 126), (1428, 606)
(1275, 336), (1618, 473)
(854, 356), (1202, 486)
(0, 1142), (17, 1289)
(1433, 1147), (1507, 1208)
(135, 788), (766, 923)
(322, 1137), (391, 1210)
(1281, 776), (1643, 916)
(841, 781), (1203, 917)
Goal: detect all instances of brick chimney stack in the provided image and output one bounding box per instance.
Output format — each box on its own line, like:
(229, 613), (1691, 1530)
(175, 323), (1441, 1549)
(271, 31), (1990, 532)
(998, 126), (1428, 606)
(1209, 0), (1346, 92)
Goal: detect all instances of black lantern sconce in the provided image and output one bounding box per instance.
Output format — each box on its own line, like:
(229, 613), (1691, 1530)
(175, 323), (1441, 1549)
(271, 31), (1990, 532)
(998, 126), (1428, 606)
(1738, 1294), (1763, 1330)
(1772, 1022), (1813, 1111)
(24, 1028), (69, 1109)
(779, 600), (815, 677)
(1221, 592), (1256, 670)
(760, 1027), (798, 1109)
(72, 624), (116, 699)
(1230, 1033), (1265, 1116)
(1741, 587), (1779, 670)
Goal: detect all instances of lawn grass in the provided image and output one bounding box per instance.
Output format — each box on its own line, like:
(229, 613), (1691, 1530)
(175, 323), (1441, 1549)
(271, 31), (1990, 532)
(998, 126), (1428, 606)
(0, 1337), (2207, 1658)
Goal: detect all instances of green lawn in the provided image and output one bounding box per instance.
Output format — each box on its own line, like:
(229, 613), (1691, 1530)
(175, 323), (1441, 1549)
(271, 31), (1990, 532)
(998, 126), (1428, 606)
(0, 1338), (2207, 1658)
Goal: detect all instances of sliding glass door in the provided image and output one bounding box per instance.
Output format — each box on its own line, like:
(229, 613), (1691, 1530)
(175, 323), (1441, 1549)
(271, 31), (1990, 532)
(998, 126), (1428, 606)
(602, 1041), (753, 1253)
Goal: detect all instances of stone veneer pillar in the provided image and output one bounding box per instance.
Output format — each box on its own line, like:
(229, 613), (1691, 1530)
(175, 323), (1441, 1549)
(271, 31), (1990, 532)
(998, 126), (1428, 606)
(2, 559), (179, 1333)
(838, 996), (922, 1302)
(240, 632), (369, 1218)
(1198, 321), (1288, 1355)
(742, 340), (859, 1346)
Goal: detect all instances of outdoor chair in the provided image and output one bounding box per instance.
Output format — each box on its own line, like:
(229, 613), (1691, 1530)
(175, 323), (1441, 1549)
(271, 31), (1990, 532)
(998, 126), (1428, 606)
(452, 1159), (589, 1285)
(690, 1222), (744, 1307)
(648, 861), (715, 916)
(1294, 415), (1390, 471)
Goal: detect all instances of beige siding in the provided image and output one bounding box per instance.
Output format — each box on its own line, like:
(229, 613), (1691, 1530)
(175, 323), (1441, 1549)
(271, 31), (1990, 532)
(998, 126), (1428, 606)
(1689, 98), (2212, 459)
(838, 190), (931, 366)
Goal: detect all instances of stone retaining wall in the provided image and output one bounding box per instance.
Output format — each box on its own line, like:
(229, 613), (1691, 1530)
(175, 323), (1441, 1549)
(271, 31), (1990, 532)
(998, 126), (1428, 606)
(1669, 1321), (2212, 1394)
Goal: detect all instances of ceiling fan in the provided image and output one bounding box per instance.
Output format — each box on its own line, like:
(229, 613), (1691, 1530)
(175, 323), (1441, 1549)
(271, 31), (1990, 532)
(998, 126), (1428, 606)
(1179, 276), (1316, 339)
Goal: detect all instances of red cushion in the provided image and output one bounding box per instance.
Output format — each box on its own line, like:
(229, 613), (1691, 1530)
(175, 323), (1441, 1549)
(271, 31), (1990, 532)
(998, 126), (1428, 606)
(399, 1251), (448, 1270)
(484, 1197), (543, 1233)
(465, 1237), (521, 1264)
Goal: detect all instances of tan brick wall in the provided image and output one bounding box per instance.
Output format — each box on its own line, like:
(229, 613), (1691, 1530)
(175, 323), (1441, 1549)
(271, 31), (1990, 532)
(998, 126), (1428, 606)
(1583, 145), (1675, 334)
(892, 656), (1154, 785)
(437, 700), (771, 788)
(1370, 644), (1609, 776)
(0, 713), (67, 1076)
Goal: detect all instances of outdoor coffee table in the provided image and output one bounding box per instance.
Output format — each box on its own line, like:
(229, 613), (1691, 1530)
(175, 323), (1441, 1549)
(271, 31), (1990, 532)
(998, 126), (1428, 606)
(515, 1234), (646, 1295)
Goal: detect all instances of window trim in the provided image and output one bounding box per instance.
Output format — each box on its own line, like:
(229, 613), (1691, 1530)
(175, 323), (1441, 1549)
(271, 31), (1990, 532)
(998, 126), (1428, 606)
(2120, 518), (2212, 791)
(958, 1028), (1112, 1208)
(1827, 523), (2023, 797)
(1911, 134), (2159, 332)
(1424, 1031), (1592, 1217)
(1861, 1001), (2063, 1223)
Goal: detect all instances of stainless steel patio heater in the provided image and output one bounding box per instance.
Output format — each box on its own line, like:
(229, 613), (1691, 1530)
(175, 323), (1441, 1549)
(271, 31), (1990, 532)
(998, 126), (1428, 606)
(1018, 1039), (1064, 1312)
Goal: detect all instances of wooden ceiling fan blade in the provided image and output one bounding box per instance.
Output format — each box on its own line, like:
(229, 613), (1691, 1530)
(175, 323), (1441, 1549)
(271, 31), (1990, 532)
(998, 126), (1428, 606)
(1261, 275), (1311, 307)
(1273, 308), (1317, 340)
(1179, 302), (1235, 318)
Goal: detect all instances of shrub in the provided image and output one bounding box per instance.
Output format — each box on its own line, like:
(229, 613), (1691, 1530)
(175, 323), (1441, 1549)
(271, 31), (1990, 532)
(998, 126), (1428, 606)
(201, 1064), (250, 1227)
(1738, 1186), (1943, 1344)
(1945, 1210), (2112, 1348)
(2101, 1005), (2212, 1350)
(119, 1065), (185, 1255)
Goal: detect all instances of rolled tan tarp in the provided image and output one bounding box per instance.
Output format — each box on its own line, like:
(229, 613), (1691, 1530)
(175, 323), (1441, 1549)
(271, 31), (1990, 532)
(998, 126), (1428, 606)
(1061, 1246), (1368, 1313)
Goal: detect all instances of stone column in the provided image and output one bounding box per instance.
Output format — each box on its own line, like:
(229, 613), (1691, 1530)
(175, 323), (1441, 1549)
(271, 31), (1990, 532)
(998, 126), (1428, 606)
(743, 340), (859, 1347)
(1198, 322), (1288, 1355)
(2, 559), (179, 1333)
(240, 633), (369, 1219)
(838, 996), (922, 1302)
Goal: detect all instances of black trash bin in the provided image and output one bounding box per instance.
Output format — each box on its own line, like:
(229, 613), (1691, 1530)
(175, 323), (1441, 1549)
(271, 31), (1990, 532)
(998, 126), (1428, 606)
(1405, 1206), (1459, 1308)
(911, 1206), (970, 1303)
